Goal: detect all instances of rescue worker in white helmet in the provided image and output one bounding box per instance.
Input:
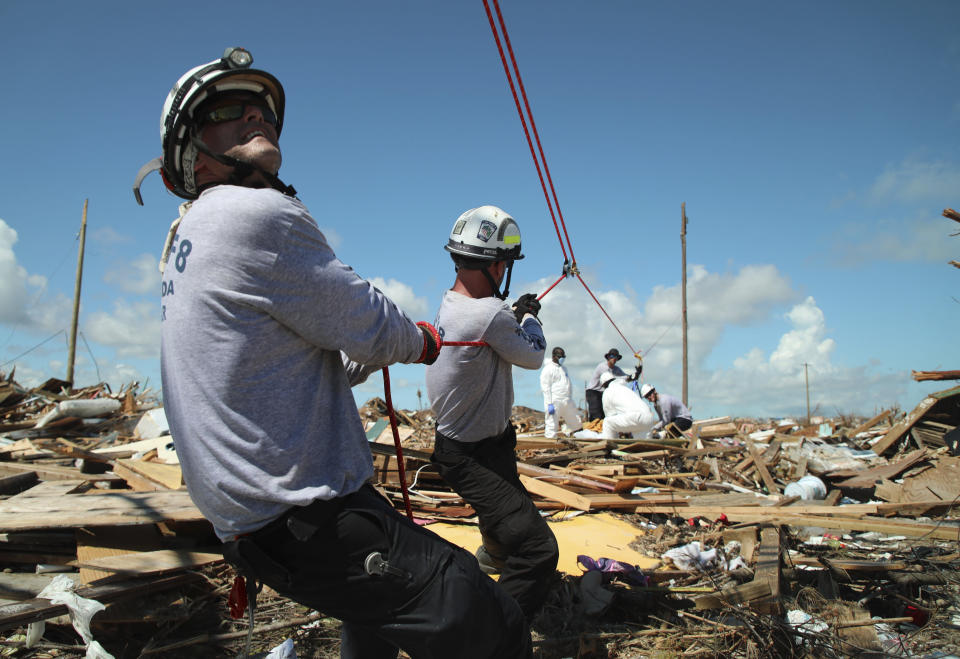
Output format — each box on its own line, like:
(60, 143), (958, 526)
(426, 205), (560, 621)
(138, 50), (530, 659)
(539, 346), (583, 438)
(641, 383), (694, 435)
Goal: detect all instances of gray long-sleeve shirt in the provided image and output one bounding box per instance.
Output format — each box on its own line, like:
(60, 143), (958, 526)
(653, 393), (693, 429)
(426, 290), (545, 442)
(587, 360), (627, 391)
(160, 186), (423, 540)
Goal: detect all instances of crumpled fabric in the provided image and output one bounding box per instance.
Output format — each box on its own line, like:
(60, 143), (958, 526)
(576, 555), (649, 586)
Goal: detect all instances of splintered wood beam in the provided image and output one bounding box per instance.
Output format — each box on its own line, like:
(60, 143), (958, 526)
(873, 396), (939, 455)
(944, 208), (960, 223)
(850, 409), (893, 436)
(911, 370), (960, 382)
(517, 462), (614, 491)
(753, 526), (782, 614)
(746, 439), (780, 494)
(519, 475), (592, 510)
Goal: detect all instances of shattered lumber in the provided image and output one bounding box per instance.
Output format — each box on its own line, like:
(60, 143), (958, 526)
(913, 369), (960, 382)
(2, 372), (959, 657)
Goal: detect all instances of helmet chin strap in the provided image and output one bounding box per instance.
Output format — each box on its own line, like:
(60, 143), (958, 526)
(190, 136), (296, 197)
(480, 262), (513, 301)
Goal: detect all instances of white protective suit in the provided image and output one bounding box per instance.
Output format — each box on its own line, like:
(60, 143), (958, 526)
(539, 360), (582, 438)
(601, 378), (657, 439)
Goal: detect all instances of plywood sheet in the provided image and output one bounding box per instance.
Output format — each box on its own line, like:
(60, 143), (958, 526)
(427, 512), (658, 576)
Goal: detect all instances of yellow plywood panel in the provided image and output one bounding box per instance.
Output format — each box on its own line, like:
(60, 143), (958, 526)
(426, 512), (658, 576)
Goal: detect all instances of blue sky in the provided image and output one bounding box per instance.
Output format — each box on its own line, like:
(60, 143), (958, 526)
(1, 1), (957, 420)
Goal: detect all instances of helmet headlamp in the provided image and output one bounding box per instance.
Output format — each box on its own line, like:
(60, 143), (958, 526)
(223, 47), (253, 69)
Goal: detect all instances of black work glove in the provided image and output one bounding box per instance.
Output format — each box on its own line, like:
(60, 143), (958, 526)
(512, 293), (541, 323)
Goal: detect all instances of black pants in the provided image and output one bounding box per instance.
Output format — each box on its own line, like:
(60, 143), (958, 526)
(222, 484), (530, 659)
(674, 417), (693, 432)
(432, 425), (559, 619)
(586, 389), (604, 421)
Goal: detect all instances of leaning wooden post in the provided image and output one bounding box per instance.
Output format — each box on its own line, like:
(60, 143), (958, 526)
(681, 203), (688, 407)
(66, 199), (88, 390)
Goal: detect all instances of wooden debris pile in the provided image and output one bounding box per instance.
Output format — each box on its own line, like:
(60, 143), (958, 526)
(0, 367), (958, 657)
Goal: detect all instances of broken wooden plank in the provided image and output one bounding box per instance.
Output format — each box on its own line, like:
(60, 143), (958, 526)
(912, 370), (960, 382)
(832, 449), (928, 488)
(697, 422), (739, 440)
(7, 479), (88, 498)
(0, 461), (123, 485)
(519, 474), (592, 510)
(518, 462), (614, 492)
(873, 385), (960, 455)
(76, 548), (222, 581)
(114, 459), (183, 490)
(746, 439), (780, 494)
(752, 526), (782, 614)
(850, 410), (893, 436)
(0, 490), (204, 532)
(76, 525), (165, 584)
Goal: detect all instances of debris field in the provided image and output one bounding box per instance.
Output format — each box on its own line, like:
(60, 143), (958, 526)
(0, 371), (958, 658)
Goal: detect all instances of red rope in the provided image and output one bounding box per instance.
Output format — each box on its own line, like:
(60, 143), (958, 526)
(482, 0), (568, 263)
(381, 366), (414, 520)
(491, 0), (576, 264)
(537, 273), (566, 301)
(575, 274), (638, 356)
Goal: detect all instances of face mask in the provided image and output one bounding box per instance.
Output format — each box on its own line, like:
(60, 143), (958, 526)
(557, 357), (565, 365)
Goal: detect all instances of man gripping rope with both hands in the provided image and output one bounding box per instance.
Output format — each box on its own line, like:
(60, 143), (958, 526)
(426, 206), (560, 622)
(136, 49), (530, 659)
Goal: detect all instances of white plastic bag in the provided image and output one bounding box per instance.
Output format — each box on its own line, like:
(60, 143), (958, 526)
(36, 574), (112, 657)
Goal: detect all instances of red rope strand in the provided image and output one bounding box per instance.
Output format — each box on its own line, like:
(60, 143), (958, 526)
(492, 0), (576, 263)
(381, 366), (414, 520)
(482, 0), (568, 263)
(537, 273), (566, 301)
(575, 274), (638, 356)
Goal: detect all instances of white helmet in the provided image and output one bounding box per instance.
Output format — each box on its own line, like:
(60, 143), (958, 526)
(446, 206), (524, 262)
(599, 372), (620, 387)
(640, 383), (655, 398)
(134, 47), (289, 204)
(445, 205), (524, 300)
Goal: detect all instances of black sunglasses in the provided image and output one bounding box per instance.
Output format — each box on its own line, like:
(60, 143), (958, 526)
(201, 101), (277, 127)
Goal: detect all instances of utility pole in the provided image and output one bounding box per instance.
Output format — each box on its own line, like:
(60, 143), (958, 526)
(803, 362), (810, 424)
(681, 203), (688, 406)
(66, 199), (88, 390)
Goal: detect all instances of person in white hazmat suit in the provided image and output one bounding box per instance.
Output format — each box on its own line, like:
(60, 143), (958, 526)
(539, 347), (582, 438)
(598, 372), (657, 439)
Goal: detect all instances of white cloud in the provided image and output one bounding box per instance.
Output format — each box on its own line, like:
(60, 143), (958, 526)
(83, 300), (160, 359)
(92, 226), (133, 245)
(869, 158), (960, 203)
(769, 297), (836, 374)
(369, 277), (429, 318)
(0, 219), (37, 324)
(523, 263), (796, 394)
(510, 270), (900, 418)
(104, 253), (159, 295)
(833, 214), (955, 265)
